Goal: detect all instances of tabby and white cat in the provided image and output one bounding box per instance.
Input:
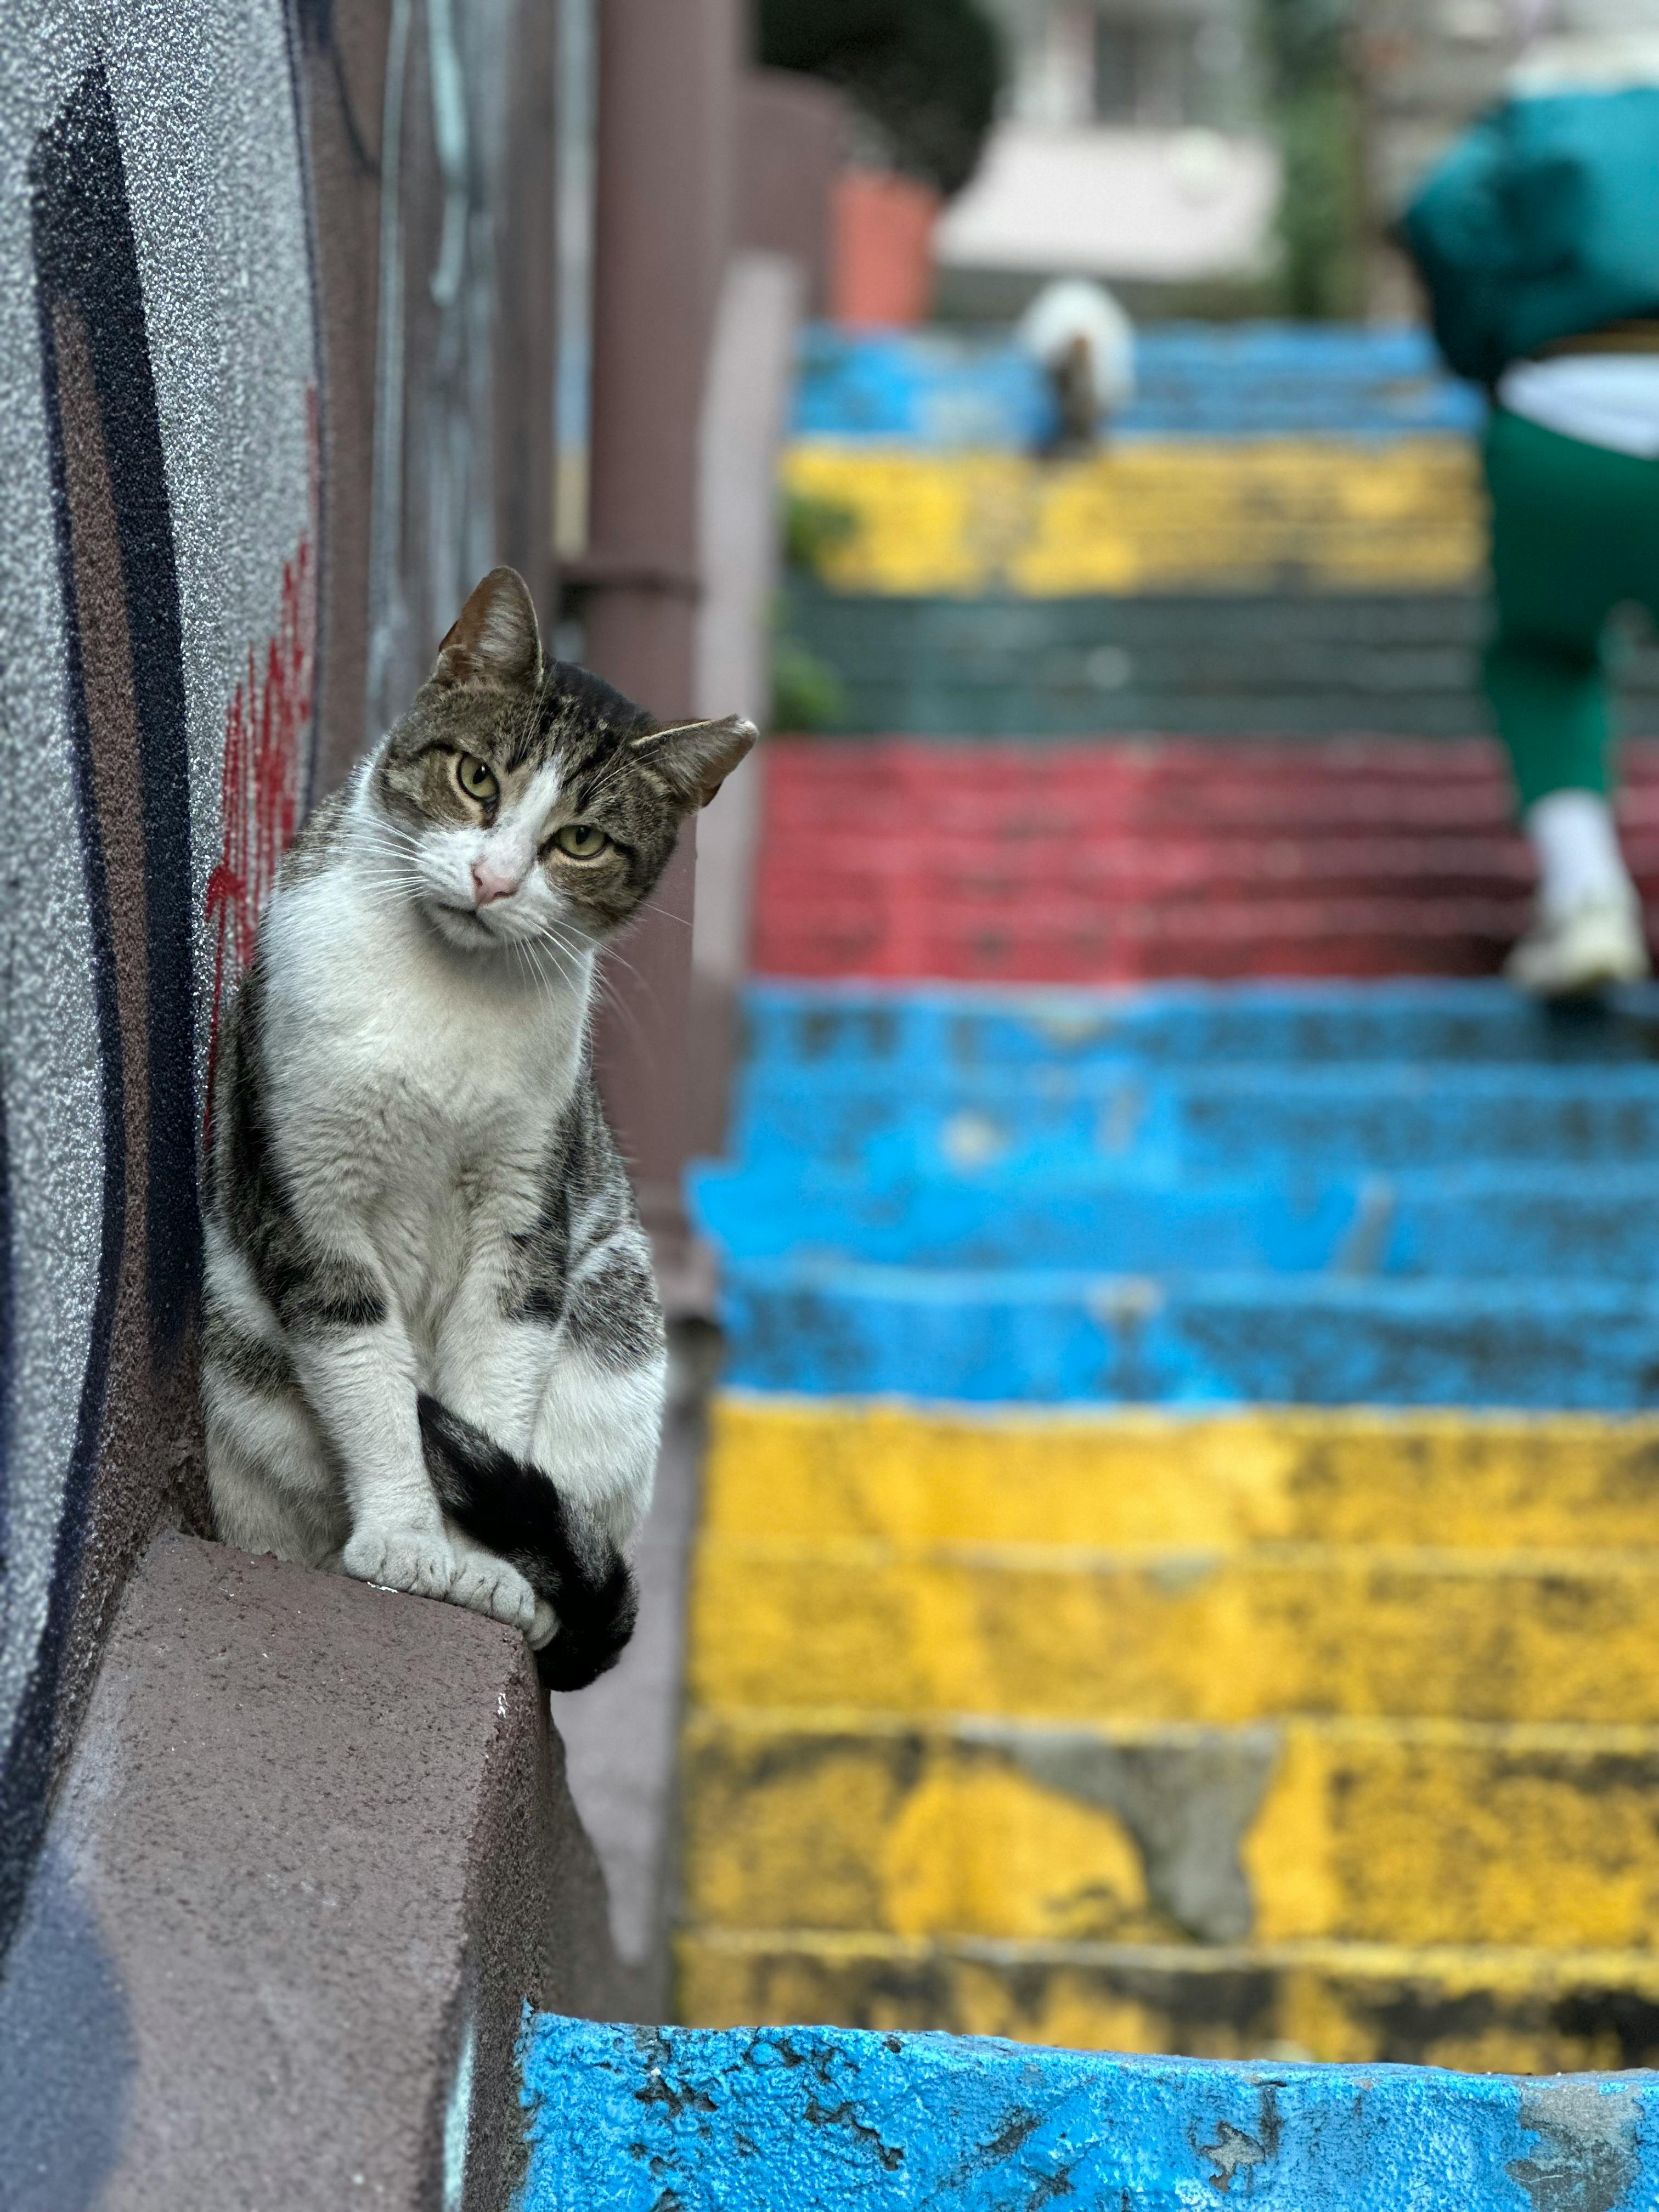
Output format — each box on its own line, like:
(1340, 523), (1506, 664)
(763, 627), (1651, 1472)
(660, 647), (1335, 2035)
(201, 566), (753, 1689)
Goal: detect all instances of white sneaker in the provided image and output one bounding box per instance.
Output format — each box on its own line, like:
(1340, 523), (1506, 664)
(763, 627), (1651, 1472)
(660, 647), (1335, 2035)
(1504, 892), (1651, 996)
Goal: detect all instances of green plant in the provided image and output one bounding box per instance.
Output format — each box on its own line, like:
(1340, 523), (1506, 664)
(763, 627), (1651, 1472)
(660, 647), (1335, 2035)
(1274, 79), (1364, 319)
(756, 0), (1004, 197)
(1257, 0), (1364, 320)
(771, 634), (849, 733)
(782, 487), (860, 579)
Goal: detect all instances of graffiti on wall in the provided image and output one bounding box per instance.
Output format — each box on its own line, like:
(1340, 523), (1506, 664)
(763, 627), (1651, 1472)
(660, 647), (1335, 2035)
(0, 4), (320, 1956)
(0, 0), (558, 1985)
(205, 391), (320, 1125)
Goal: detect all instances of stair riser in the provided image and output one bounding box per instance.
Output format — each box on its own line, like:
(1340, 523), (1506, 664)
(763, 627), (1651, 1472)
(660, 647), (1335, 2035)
(740, 981), (1659, 1072)
(682, 1718), (1659, 1950)
(720, 1268), (1659, 1407)
(677, 1933), (1659, 2073)
(795, 324), (1482, 443)
(703, 1398), (1659, 1553)
(761, 799), (1659, 840)
(775, 595), (1659, 736)
(759, 855), (1572, 902)
(763, 795), (1560, 833)
(691, 1544), (1659, 1724)
(767, 729), (1535, 780)
(732, 1076), (1659, 1177)
(697, 1169), (1659, 1281)
(782, 441), (1483, 597)
(755, 928), (1517, 983)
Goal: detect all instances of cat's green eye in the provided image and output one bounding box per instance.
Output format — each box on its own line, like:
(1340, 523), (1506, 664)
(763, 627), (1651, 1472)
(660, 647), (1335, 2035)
(455, 753), (498, 803)
(553, 823), (610, 860)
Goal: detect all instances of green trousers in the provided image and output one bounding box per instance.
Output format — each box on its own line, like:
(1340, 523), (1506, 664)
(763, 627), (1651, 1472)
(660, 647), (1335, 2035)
(1483, 405), (1659, 810)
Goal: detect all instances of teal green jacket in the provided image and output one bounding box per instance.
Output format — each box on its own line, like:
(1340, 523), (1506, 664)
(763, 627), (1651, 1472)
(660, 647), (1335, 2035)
(1401, 86), (1659, 386)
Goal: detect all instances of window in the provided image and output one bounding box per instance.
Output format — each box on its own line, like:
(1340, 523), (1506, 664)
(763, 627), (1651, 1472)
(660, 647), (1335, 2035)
(1093, 16), (1199, 128)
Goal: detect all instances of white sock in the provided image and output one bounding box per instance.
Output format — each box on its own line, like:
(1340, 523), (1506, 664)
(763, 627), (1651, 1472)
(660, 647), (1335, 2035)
(1524, 789), (1635, 913)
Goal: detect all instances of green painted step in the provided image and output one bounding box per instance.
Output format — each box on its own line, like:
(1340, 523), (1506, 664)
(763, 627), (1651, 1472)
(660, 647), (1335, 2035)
(781, 585), (1659, 738)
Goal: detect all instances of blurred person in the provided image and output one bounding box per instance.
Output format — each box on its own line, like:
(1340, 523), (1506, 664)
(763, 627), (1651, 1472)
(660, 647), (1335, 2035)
(1017, 278), (1136, 458)
(1404, 2), (1659, 994)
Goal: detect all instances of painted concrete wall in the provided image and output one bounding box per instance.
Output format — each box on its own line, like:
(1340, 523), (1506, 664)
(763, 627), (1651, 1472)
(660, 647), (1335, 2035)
(0, 0), (555, 1996)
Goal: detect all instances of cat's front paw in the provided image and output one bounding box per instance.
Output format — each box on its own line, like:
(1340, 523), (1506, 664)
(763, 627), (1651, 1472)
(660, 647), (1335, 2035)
(528, 1598), (558, 1651)
(450, 1553), (539, 1635)
(342, 1526), (458, 1600)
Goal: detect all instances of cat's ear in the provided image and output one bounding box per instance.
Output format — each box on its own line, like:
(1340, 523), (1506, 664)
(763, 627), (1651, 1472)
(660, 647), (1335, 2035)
(631, 714), (757, 810)
(431, 567), (543, 691)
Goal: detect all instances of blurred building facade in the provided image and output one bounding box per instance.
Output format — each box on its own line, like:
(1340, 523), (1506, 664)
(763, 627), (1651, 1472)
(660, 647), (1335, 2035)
(938, 0), (1659, 326)
(936, 0), (1279, 314)
(1361, 0), (1524, 315)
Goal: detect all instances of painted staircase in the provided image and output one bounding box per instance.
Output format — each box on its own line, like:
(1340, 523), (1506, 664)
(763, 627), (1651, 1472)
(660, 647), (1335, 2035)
(678, 740), (1659, 2073)
(517, 323), (1659, 2205)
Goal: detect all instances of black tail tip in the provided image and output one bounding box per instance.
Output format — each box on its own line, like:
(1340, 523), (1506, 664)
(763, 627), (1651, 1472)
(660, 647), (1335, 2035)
(534, 1559), (639, 1692)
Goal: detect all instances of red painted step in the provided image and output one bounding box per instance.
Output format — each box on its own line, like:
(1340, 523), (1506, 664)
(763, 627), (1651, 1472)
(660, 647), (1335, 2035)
(753, 739), (1659, 983)
(758, 836), (1659, 905)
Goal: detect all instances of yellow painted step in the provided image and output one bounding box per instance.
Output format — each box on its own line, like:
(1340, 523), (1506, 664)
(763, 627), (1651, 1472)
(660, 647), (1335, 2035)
(678, 1928), (1659, 2073)
(682, 1709), (1659, 1952)
(706, 1397), (1659, 1553)
(690, 1537), (1659, 1724)
(781, 438), (1483, 596)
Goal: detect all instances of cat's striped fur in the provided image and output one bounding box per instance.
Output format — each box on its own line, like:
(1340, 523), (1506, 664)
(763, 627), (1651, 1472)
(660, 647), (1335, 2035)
(201, 567), (753, 1689)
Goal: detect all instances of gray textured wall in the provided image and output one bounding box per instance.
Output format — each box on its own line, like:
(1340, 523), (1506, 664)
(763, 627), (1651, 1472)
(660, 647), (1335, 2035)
(0, 0), (556, 1988)
(0, 0), (321, 1964)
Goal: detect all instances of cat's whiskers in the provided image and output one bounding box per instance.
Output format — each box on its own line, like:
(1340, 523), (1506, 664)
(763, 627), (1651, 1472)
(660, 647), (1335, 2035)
(347, 864), (424, 902)
(348, 872), (421, 904)
(590, 941), (662, 1035)
(528, 932), (594, 1002)
(639, 899), (692, 931)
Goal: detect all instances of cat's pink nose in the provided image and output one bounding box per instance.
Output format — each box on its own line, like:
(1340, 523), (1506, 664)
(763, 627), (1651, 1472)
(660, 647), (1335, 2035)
(471, 860), (521, 906)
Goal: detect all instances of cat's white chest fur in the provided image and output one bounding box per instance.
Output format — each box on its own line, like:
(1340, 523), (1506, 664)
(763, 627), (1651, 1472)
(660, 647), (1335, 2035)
(200, 559), (750, 1690)
(258, 864), (586, 1325)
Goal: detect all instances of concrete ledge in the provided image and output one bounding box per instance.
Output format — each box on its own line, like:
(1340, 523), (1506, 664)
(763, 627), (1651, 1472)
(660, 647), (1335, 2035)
(0, 1532), (622, 2211)
(518, 2015), (1659, 2207)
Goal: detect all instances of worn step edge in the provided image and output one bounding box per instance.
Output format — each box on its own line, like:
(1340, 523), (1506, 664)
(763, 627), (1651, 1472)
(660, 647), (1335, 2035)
(680, 1707), (1659, 1951)
(684, 1703), (1659, 1756)
(677, 1922), (1659, 1995)
(674, 1928), (1659, 2070)
(518, 2011), (1659, 2210)
(520, 2012), (1659, 2209)
(696, 1532), (1659, 1580)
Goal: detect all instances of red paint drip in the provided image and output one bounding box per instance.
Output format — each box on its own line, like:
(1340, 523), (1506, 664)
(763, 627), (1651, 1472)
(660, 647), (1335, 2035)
(203, 384), (320, 1136)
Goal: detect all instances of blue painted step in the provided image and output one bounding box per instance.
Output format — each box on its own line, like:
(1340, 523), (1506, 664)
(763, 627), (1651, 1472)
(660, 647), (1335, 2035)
(791, 321), (1486, 446)
(732, 1064), (1659, 1180)
(744, 979), (1659, 1074)
(694, 1161), (1659, 1281)
(719, 1261), (1659, 1407)
(518, 2013), (1658, 2210)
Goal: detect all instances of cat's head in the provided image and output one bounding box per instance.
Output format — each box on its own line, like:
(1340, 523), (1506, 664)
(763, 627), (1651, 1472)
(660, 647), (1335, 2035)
(368, 567), (754, 954)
